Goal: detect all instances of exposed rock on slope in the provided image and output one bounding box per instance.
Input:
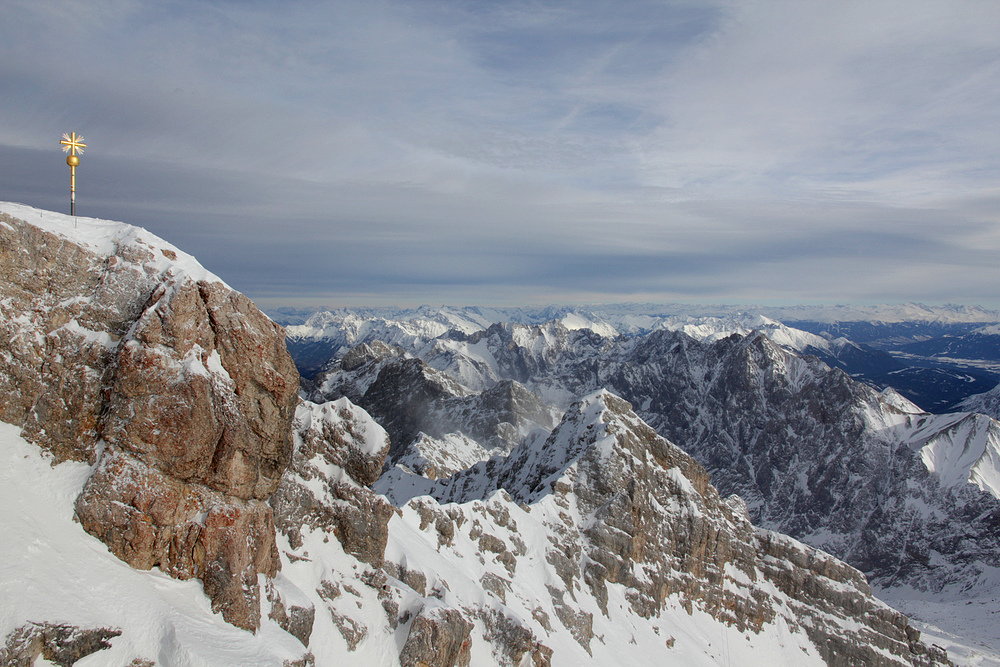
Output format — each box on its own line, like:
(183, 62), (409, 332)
(0, 204), (299, 631)
(271, 398), (394, 568)
(590, 331), (1000, 596)
(0, 622), (121, 667)
(376, 391), (950, 666)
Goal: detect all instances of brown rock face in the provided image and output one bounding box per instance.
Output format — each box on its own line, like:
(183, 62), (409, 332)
(0, 213), (143, 462)
(417, 390), (952, 666)
(100, 280), (298, 499)
(562, 393), (951, 665)
(0, 209), (300, 631)
(75, 450), (281, 629)
(399, 608), (473, 667)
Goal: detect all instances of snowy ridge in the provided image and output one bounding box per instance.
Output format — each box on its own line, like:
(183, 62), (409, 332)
(0, 202), (989, 664)
(310, 314), (1000, 658)
(394, 431), (496, 480)
(958, 382), (1000, 420)
(284, 303), (1000, 349)
(295, 397), (387, 458)
(654, 312), (830, 348)
(975, 323), (1000, 335)
(295, 309), (878, 404)
(273, 392), (851, 665)
(898, 411), (1000, 500)
(0, 201), (226, 289)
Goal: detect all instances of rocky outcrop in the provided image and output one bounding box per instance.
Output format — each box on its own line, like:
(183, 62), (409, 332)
(99, 278), (298, 500)
(588, 330), (1000, 596)
(271, 398), (394, 567)
(0, 206), (299, 631)
(0, 622), (122, 667)
(313, 348), (557, 466)
(398, 607), (473, 667)
(334, 314), (1000, 608)
(267, 575), (317, 647)
(477, 608), (553, 667)
(75, 449), (281, 630)
(1, 210), (145, 463)
(316, 354), (471, 460)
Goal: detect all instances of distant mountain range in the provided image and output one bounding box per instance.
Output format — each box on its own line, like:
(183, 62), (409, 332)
(279, 303), (1000, 414)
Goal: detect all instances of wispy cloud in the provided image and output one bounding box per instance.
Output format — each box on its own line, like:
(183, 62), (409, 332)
(2, 0), (1000, 307)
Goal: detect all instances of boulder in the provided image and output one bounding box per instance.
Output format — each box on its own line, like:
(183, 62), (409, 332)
(0, 622), (121, 667)
(399, 607), (473, 667)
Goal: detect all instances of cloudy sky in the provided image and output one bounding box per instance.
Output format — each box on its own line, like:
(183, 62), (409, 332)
(3, 0), (1000, 309)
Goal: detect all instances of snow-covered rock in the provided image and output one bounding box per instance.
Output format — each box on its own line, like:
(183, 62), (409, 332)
(0, 422), (311, 666)
(315, 346), (558, 466)
(0, 204), (976, 664)
(0, 202), (300, 632)
(373, 391), (950, 665)
(957, 382), (1000, 420)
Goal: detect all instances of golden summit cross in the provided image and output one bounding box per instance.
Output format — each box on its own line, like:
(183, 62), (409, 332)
(60, 132), (86, 216)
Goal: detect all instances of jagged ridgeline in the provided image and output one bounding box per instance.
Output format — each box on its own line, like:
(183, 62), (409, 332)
(0, 202), (957, 665)
(299, 307), (1000, 661)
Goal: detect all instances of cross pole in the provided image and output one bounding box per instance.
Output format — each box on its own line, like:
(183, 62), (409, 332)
(60, 132), (86, 216)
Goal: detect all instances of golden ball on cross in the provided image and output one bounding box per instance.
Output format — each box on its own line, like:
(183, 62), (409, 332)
(66, 155), (79, 167)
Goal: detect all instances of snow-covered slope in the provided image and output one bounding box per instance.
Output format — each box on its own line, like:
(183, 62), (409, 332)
(0, 201), (225, 287)
(314, 342), (559, 465)
(958, 382), (1000, 420)
(900, 411), (1000, 499)
(285, 303), (1000, 350)
(0, 202), (303, 634)
(298, 308), (897, 398)
(0, 422), (308, 666)
(0, 203), (986, 664)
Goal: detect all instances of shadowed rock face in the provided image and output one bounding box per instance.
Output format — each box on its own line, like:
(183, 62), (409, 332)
(271, 398), (394, 567)
(362, 317), (1000, 601)
(0, 211), (299, 631)
(313, 349), (557, 466)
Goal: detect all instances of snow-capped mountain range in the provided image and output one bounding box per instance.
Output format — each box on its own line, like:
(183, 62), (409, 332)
(299, 306), (1000, 663)
(274, 302), (1000, 331)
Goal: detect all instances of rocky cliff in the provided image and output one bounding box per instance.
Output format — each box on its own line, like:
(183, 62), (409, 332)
(315, 344), (558, 467)
(0, 203), (299, 631)
(370, 391), (950, 665)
